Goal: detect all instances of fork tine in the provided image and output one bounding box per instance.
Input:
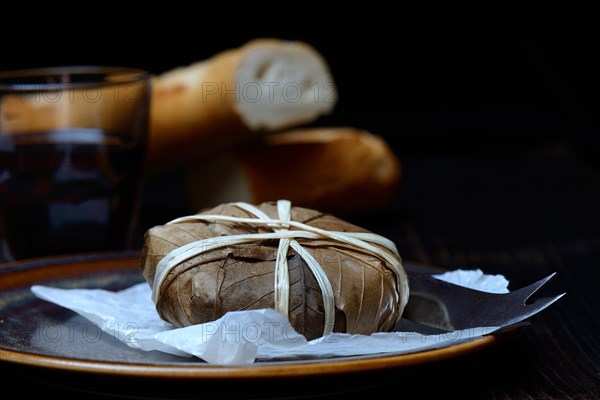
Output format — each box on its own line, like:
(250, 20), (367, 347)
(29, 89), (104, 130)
(527, 293), (566, 314)
(511, 272), (557, 302)
(498, 293), (566, 328)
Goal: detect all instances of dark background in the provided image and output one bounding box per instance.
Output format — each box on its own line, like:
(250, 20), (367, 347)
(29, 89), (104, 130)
(2, 25), (599, 398)
(3, 29), (599, 149)
(4, 28), (599, 223)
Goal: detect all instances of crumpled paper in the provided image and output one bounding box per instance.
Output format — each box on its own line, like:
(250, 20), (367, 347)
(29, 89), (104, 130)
(433, 269), (510, 293)
(31, 269), (507, 365)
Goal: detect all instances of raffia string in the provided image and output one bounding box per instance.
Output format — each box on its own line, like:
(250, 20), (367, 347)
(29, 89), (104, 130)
(152, 200), (405, 336)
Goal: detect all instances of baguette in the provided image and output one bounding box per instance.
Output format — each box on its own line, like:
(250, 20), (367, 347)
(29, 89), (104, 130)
(186, 127), (401, 215)
(149, 39), (337, 167)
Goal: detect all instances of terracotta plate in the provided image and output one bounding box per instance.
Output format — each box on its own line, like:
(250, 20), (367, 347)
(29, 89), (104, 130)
(0, 252), (508, 380)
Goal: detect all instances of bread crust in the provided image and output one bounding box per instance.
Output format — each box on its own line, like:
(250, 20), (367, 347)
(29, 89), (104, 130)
(149, 39), (336, 167)
(186, 127), (401, 215)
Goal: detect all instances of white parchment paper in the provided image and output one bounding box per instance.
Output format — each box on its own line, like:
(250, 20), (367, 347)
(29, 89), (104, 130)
(31, 269), (506, 365)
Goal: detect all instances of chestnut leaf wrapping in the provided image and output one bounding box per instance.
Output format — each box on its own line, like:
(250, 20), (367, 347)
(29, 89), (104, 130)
(140, 202), (408, 340)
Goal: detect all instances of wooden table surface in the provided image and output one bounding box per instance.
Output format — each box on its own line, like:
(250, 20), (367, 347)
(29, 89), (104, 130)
(1, 134), (598, 399)
(355, 136), (600, 399)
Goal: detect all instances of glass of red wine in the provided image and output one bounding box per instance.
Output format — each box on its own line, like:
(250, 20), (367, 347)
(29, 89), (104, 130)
(0, 66), (150, 261)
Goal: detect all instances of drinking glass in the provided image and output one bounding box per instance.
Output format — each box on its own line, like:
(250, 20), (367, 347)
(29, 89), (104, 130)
(0, 66), (150, 261)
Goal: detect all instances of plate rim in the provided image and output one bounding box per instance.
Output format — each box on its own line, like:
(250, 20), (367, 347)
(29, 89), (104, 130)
(0, 334), (507, 378)
(0, 252), (513, 379)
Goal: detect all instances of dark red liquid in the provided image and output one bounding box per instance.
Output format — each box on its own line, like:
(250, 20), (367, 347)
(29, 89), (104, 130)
(0, 129), (145, 260)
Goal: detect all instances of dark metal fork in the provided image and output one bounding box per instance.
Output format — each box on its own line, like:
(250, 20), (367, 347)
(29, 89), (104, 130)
(398, 264), (565, 332)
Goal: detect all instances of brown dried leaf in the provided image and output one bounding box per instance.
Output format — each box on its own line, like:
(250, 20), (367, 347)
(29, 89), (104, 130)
(140, 202), (406, 340)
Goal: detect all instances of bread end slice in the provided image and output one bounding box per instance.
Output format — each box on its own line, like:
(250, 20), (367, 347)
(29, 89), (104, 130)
(234, 39), (337, 131)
